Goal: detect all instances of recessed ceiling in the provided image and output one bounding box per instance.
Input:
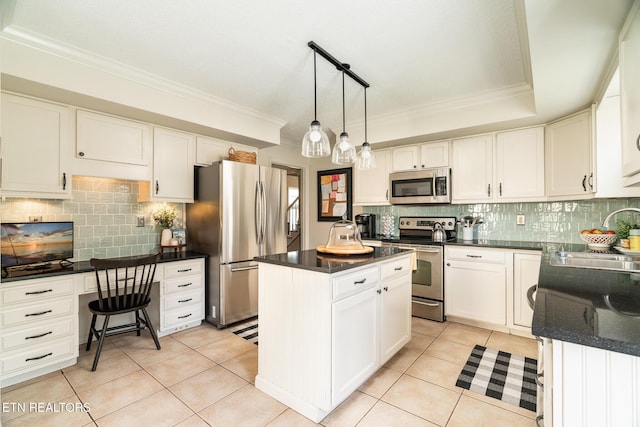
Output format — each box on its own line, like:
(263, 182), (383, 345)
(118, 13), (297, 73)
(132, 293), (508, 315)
(0, 0), (634, 147)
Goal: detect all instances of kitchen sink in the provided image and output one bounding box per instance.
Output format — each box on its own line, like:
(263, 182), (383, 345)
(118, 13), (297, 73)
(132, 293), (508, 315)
(550, 251), (640, 273)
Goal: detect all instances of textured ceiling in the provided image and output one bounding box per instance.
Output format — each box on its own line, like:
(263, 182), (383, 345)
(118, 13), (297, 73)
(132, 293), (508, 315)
(0, 0), (634, 146)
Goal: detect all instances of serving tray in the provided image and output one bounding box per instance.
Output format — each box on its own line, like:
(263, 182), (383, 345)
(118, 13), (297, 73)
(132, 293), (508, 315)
(316, 245), (374, 255)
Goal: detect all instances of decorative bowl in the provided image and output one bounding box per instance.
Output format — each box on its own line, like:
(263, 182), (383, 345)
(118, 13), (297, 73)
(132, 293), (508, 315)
(579, 233), (617, 248)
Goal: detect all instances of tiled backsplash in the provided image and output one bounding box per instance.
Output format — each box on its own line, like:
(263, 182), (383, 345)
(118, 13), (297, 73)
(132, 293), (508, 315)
(363, 198), (640, 243)
(0, 177), (184, 261)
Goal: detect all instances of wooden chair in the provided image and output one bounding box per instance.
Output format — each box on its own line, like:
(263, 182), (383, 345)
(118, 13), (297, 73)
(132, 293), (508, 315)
(86, 253), (161, 371)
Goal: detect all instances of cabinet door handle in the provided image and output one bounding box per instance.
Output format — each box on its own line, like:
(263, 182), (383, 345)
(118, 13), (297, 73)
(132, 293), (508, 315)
(178, 313), (192, 319)
(466, 254), (482, 258)
(487, 184), (491, 197)
(177, 268), (192, 273)
(354, 278), (367, 284)
(588, 172), (593, 190)
(636, 133), (640, 151)
(25, 352), (53, 362)
(25, 331), (53, 340)
(582, 175), (587, 191)
(377, 289), (382, 294)
(25, 289), (53, 295)
(177, 282), (193, 288)
(155, 180), (159, 194)
(178, 298), (193, 303)
(385, 189), (388, 200)
(394, 266), (403, 271)
(499, 182), (502, 196)
(383, 286), (388, 292)
(413, 165), (417, 169)
(78, 151), (85, 157)
(62, 172), (67, 190)
(25, 310), (52, 317)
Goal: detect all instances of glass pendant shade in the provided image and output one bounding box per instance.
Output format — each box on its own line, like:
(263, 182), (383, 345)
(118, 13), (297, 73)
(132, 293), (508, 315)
(302, 120), (331, 157)
(332, 131), (356, 164)
(356, 142), (376, 170)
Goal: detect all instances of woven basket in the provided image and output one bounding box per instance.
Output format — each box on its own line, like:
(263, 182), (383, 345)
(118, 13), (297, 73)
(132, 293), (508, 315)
(579, 233), (617, 248)
(228, 147), (257, 164)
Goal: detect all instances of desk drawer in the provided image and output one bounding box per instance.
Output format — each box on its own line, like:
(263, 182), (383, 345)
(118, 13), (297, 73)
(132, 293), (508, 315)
(333, 266), (378, 301)
(1, 298), (74, 328)
(380, 257), (411, 281)
(1, 318), (74, 352)
(1, 278), (74, 305)
(163, 274), (202, 294)
(163, 305), (204, 329)
(163, 289), (202, 311)
(1, 338), (75, 375)
(164, 260), (203, 279)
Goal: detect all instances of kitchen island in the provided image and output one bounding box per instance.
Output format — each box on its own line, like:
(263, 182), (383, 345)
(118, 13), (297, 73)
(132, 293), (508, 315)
(254, 247), (412, 422)
(532, 242), (640, 427)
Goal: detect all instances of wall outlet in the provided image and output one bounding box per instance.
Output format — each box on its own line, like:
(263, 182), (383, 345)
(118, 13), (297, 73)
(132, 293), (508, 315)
(29, 216), (42, 223)
(516, 214), (526, 226)
(136, 215), (145, 227)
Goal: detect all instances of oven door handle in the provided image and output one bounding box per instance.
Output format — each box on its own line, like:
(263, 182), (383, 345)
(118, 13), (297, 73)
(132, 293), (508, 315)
(412, 300), (441, 307)
(393, 245), (441, 253)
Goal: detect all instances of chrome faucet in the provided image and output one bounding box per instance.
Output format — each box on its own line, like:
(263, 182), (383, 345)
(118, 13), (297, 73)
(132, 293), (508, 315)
(601, 208), (640, 228)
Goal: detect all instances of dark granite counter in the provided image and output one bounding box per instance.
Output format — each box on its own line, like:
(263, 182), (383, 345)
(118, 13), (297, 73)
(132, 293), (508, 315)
(446, 239), (544, 251)
(254, 247), (412, 274)
(532, 242), (640, 357)
(1, 251), (207, 283)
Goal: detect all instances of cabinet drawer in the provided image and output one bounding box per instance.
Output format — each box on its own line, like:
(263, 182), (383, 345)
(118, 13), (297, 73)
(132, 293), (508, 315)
(1, 338), (75, 375)
(81, 267), (147, 294)
(333, 266), (378, 301)
(1, 318), (74, 352)
(1, 278), (74, 305)
(163, 260), (203, 279)
(163, 289), (202, 311)
(380, 257), (411, 281)
(1, 298), (74, 328)
(163, 274), (203, 294)
(163, 305), (204, 329)
(446, 247), (505, 264)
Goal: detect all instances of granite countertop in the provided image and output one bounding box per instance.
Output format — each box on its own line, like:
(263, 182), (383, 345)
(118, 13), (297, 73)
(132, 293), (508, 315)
(362, 236), (544, 251)
(254, 247), (412, 274)
(532, 242), (640, 357)
(2, 251), (207, 283)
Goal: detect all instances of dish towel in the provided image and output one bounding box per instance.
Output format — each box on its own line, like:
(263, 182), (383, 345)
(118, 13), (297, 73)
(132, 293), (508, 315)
(410, 250), (417, 271)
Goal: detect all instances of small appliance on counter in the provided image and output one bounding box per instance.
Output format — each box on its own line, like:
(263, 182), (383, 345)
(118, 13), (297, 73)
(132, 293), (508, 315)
(355, 213), (377, 238)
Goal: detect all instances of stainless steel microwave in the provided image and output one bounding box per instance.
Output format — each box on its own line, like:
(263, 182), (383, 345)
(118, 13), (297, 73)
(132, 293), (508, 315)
(389, 167), (451, 204)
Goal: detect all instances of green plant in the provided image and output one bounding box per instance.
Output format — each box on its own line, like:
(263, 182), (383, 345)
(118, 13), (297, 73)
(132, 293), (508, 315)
(616, 218), (633, 240)
(152, 205), (177, 229)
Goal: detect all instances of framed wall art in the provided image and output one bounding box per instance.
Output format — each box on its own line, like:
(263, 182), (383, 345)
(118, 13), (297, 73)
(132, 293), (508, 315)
(317, 167), (352, 222)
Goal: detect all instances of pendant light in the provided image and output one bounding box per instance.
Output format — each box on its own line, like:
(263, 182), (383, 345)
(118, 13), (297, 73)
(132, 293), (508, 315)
(332, 69), (357, 164)
(356, 87), (376, 170)
(301, 49), (331, 158)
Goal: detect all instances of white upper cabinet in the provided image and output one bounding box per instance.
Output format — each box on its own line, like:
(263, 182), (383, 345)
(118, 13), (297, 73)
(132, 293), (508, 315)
(74, 110), (151, 180)
(140, 127), (195, 203)
(451, 134), (494, 202)
(354, 149), (391, 205)
(495, 127), (545, 199)
(545, 109), (594, 198)
(1, 93), (73, 199)
(391, 140), (449, 171)
(452, 128), (544, 203)
(195, 136), (230, 166)
(620, 2), (640, 183)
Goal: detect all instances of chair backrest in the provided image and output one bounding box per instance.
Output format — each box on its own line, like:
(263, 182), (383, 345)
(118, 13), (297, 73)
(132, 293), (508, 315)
(90, 253), (160, 311)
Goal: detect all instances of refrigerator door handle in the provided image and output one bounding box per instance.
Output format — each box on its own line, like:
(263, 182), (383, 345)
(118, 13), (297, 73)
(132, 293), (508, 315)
(260, 180), (266, 246)
(255, 182), (261, 246)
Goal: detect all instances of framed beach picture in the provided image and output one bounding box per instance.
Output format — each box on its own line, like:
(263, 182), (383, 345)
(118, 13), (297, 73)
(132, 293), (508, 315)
(172, 228), (186, 245)
(317, 167), (352, 222)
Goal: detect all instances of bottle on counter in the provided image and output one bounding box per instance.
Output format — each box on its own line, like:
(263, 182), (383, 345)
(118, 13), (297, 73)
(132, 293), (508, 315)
(630, 229), (640, 251)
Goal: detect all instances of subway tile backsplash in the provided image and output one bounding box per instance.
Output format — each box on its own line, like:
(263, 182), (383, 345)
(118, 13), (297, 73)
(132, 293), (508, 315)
(0, 177), (184, 261)
(363, 198), (640, 243)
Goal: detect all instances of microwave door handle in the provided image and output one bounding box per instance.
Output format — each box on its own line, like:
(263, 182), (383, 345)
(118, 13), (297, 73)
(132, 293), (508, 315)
(432, 176), (436, 197)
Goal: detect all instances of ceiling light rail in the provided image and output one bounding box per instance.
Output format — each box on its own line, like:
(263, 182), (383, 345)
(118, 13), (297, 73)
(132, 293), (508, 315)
(307, 41), (369, 89)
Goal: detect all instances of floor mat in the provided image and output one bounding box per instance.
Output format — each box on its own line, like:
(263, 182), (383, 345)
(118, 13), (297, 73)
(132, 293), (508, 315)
(227, 317), (258, 345)
(455, 344), (537, 412)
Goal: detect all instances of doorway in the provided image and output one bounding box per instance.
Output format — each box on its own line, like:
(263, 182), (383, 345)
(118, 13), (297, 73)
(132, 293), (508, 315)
(273, 164), (302, 251)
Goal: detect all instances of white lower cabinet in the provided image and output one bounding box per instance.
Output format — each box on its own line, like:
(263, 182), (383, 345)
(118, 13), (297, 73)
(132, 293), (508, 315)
(256, 254), (411, 422)
(445, 247), (507, 325)
(0, 277), (79, 387)
(513, 252), (541, 328)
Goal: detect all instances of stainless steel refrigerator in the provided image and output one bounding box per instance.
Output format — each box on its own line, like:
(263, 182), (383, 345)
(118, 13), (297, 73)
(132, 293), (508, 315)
(186, 160), (287, 327)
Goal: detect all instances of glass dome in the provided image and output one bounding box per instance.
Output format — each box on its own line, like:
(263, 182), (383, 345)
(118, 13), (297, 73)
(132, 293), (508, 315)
(325, 219), (364, 249)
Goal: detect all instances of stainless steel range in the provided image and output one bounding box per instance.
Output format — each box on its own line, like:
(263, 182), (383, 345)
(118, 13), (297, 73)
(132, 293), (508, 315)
(381, 216), (457, 322)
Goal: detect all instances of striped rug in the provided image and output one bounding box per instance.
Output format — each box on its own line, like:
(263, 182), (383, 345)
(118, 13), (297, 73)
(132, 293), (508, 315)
(227, 317), (258, 345)
(456, 344), (537, 412)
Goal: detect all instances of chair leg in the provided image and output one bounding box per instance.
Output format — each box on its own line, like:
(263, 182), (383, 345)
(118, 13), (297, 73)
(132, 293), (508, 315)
(135, 310), (141, 336)
(141, 308), (161, 350)
(86, 314), (97, 351)
(91, 315), (110, 371)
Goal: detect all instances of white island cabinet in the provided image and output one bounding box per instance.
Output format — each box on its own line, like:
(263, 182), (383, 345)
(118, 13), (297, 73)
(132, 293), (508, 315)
(255, 250), (411, 422)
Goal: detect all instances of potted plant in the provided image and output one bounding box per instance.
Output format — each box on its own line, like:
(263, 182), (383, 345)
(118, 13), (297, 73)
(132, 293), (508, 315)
(152, 205), (177, 246)
(616, 218), (633, 248)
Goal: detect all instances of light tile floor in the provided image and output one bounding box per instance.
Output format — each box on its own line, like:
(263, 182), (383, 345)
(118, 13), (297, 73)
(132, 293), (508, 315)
(1, 318), (538, 426)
